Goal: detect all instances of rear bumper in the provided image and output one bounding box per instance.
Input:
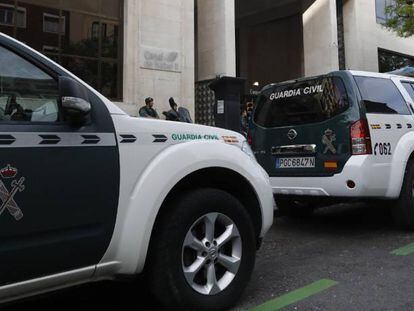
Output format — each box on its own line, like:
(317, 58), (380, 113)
(271, 155), (398, 198)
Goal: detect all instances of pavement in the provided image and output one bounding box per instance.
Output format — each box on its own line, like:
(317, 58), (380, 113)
(4, 202), (414, 311)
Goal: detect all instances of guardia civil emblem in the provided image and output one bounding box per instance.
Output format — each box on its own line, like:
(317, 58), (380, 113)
(322, 129), (337, 154)
(0, 164), (25, 221)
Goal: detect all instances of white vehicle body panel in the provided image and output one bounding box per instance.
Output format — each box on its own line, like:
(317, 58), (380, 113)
(101, 115), (274, 274)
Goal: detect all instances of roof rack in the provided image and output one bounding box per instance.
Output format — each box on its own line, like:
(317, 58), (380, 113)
(388, 66), (414, 78)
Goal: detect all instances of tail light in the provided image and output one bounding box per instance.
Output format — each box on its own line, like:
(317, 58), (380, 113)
(350, 119), (372, 155)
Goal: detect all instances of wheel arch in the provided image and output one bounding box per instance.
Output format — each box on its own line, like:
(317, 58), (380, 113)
(144, 167), (263, 271)
(101, 141), (273, 276)
(387, 133), (414, 198)
(399, 150), (414, 193)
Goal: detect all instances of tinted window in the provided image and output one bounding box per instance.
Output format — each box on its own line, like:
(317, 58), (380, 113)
(0, 45), (59, 122)
(375, 0), (395, 24)
(355, 76), (410, 115)
(253, 76), (349, 128)
(402, 82), (414, 102)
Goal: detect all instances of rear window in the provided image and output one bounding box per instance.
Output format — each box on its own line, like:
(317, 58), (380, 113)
(253, 76), (349, 128)
(355, 76), (410, 115)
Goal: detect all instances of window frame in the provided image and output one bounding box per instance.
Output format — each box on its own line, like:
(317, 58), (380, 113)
(42, 13), (66, 35)
(0, 3), (26, 28)
(401, 81), (414, 102)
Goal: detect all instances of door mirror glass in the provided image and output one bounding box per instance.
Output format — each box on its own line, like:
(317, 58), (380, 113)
(62, 97), (91, 116)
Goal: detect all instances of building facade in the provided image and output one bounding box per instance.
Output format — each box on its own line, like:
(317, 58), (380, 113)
(1, 0), (413, 120)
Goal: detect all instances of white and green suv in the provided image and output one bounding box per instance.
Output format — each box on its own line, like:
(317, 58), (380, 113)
(251, 70), (414, 227)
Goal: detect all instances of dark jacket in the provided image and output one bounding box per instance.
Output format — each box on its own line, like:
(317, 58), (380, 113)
(139, 106), (159, 119)
(163, 108), (193, 123)
(178, 107), (192, 123)
(163, 109), (181, 121)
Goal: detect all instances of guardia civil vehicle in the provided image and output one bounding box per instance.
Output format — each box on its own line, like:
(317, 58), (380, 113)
(250, 70), (414, 227)
(0, 33), (274, 311)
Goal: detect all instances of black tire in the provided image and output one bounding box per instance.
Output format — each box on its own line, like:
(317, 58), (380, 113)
(393, 161), (414, 228)
(276, 198), (314, 218)
(147, 188), (257, 311)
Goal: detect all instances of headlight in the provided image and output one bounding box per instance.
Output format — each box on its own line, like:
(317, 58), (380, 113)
(241, 141), (257, 161)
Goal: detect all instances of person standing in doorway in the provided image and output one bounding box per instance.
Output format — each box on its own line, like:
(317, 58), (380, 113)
(139, 97), (159, 119)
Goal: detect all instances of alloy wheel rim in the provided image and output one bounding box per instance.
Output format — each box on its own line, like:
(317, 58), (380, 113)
(181, 212), (242, 296)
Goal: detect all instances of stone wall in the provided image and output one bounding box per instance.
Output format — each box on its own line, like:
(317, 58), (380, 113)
(197, 0), (236, 81)
(303, 0), (339, 76)
(122, 0), (195, 117)
(343, 0), (414, 72)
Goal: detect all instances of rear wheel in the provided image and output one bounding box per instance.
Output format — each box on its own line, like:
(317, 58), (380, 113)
(276, 198), (314, 218)
(393, 161), (414, 229)
(148, 188), (257, 311)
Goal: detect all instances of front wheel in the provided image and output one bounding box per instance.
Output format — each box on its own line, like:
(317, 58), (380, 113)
(148, 188), (257, 311)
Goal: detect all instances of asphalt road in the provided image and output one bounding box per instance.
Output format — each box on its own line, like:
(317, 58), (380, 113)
(4, 202), (414, 311)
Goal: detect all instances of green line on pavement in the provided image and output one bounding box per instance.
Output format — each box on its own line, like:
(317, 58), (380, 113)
(391, 242), (414, 256)
(250, 279), (338, 311)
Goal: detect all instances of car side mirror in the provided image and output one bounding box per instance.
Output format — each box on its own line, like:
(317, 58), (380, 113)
(59, 76), (92, 125)
(62, 96), (91, 117)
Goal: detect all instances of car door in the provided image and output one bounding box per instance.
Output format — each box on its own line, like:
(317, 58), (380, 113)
(0, 40), (119, 286)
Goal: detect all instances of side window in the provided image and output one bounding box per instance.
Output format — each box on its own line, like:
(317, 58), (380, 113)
(0, 45), (59, 122)
(402, 82), (414, 102)
(253, 76), (349, 128)
(355, 76), (410, 115)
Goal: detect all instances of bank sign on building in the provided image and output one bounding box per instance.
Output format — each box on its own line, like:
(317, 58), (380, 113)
(2, 0), (414, 122)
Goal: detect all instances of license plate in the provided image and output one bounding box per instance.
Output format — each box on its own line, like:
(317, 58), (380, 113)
(276, 157), (316, 169)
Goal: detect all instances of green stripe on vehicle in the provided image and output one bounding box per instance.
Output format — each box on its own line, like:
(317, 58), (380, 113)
(391, 242), (414, 256)
(250, 279), (338, 311)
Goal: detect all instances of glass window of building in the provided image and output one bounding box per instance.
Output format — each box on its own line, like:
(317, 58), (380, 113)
(378, 49), (414, 73)
(0, 0), (123, 100)
(376, 0), (395, 24)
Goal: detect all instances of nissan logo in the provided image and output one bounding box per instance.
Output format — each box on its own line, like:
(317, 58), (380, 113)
(287, 129), (298, 140)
